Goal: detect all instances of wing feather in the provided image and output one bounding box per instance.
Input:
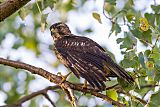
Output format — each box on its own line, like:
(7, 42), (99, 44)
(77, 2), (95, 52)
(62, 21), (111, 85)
(57, 47), (106, 89)
(68, 52), (106, 89)
(55, 36), (134, 90)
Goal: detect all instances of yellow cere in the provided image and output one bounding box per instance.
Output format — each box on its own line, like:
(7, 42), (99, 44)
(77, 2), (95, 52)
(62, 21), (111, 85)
(51, 28), (55, 32)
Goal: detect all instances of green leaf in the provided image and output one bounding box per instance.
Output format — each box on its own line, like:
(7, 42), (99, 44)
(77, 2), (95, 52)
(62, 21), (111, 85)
(145, 13), (155, 27)
(139, 68), (147, 77)
(131, 28), (152, 44)
(146, 90), (160, 107)
(152, 45), (160, 53)
(115, 23), (121, 35)
(109, 23), (121, 36)
(124, 50), (137, 59)
(131, 28), (143, 39)
(156, 14), (160, 25)
(154, 67), (160, 81)
(120, 58), (138, 68)
(141, 29), (152, 43)
(116, 38), (123, 44)
(106, 89), (118, 101)
(68, 73), (80, 83)
(138, 52), (146, 68)
(104, 2), (115, 13)
(145, 50), (151, 57)
(105, 0), (116, 5)
(129, 0), (134, 5)
(18, 8), (27, 20)
(84, 28), (93, 33)
(117, 78), (135, 92)
(126, 14), (135, 22)
(146, 70), (154, 82)
(43, 0), (56, 9)
(121, 97), (129, 106)
(92, 12), (102, 24)
(151, 5), (160, 13)
(41, 14), (48, 32)
(118, 33), (137, 50)
(150, 46), (160, 66)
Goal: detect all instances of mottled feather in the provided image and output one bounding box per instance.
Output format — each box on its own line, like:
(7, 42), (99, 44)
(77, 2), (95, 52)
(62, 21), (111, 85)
(50, 22), (134, 90)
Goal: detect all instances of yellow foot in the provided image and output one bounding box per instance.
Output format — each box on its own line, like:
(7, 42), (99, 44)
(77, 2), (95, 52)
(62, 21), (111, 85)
(57, 71), (72, 83)
(82, 80), (88, 89)
(81, 81), (88, 95)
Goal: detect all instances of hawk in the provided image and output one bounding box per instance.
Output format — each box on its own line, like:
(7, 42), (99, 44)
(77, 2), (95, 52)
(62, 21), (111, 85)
(50, 22), (134, 90)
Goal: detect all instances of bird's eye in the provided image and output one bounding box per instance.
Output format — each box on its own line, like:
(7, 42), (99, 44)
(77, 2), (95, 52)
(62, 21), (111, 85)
(58, 27), (64, 31)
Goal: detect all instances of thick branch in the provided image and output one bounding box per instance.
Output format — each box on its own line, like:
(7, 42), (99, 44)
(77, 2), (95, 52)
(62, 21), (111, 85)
(0, 0), (30, 22)
(0, 57), (126, 107)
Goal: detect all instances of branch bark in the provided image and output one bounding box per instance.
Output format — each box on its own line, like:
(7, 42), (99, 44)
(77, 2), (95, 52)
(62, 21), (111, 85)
(0, 57), (126, 107)
(0, 0), (30, 22)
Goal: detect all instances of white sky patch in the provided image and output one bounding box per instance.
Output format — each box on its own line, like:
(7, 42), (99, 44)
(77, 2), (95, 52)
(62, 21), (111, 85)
(0, 91), (7, 105)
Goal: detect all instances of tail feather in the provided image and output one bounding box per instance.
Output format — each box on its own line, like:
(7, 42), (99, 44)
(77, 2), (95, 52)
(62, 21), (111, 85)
(107, 63), (134, 84)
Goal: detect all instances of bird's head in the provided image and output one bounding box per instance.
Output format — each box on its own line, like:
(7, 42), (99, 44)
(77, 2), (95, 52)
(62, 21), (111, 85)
(50, 22), (71, 40)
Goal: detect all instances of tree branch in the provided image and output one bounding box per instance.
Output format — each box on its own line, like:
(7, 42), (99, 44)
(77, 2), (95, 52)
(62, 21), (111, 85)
(0, 0), (30, 22)
(140, 84), (159, 88)
(103, 1), (114, 23)
(0, 86), (59, 107)
(116, 87), (147, 105)
(61, 84), (78, 107)
(0, 57), (126, 107)
(42, 92), (57, 107)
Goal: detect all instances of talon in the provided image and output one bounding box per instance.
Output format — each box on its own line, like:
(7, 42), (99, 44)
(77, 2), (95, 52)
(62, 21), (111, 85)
(81, 81), (88, 95)
(57, 72), (62, 76)
(58, 71), (72, 83)
(82, 80), (87, 89)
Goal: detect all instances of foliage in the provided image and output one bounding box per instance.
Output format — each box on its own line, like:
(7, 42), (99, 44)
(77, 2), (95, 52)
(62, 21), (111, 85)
(0, 0), (160, 107)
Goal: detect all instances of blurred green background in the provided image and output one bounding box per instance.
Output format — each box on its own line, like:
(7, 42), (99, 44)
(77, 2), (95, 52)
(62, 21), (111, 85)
(0, 0), (160, 107)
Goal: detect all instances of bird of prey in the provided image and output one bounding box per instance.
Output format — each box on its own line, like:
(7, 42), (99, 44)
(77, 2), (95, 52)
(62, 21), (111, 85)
(50, 22), (134, 90)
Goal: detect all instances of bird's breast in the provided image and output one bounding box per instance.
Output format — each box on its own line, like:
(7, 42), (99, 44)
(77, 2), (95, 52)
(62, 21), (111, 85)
(53, 47), (68, 67)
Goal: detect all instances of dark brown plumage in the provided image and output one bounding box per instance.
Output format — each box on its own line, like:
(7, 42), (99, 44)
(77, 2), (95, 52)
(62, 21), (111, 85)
(50, 22), (134, 90)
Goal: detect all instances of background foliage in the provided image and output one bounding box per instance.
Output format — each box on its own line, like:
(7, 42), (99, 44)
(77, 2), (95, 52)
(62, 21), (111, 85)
(0, 0), (160, 107)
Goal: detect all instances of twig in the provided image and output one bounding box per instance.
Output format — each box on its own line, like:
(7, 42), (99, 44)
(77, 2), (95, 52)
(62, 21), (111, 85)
(0, 57), (127, 107)
(139, 39), (153, 48)
(1, 58), (154, 106)
(0, 86), (59, 107)
(43, 93), (56, 107)
(103, 2), (114, 23)
(140, 84), (159, 88)
(152, 35), (159, 49)
(105, 84), (119, 90)
(66, 83), (126, 107)
(117, 88), (147, 105)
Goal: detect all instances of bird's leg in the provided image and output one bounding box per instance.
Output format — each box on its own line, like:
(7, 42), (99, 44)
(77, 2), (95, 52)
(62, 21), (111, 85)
(57, 71), (72, 83)
(82, 80), (88, 89)
(80, 80), (88, 95)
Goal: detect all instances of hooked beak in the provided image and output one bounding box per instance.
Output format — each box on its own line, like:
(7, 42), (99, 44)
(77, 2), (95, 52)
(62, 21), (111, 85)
(50, 28), (58, 36)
